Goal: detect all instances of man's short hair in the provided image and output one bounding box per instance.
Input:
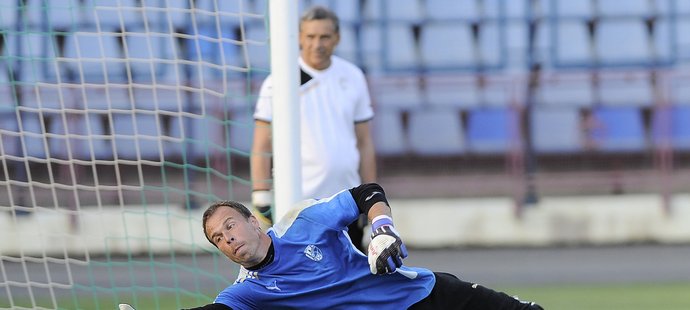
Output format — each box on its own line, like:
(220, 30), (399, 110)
(202, 201), (253, 246)
(300, 5), (340, 34)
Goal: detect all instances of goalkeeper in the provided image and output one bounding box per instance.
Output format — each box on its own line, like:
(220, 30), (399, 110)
(183, 183), (543, 310)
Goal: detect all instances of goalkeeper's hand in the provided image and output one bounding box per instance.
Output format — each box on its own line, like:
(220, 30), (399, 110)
(119, 304), (135, 310)
(367, 215), (408, 275)
(252, 190), (273, 229)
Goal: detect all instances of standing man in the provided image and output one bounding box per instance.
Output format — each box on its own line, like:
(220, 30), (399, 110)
(251, 6), (376, 251)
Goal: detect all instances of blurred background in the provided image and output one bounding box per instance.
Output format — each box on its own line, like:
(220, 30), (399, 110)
(1, 0), (690, 309)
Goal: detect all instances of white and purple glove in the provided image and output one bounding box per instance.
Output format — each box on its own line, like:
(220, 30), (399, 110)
(367, 215), (408, 275)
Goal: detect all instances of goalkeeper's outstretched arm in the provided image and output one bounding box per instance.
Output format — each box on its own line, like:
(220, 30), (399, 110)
(349, 183), (409, 275)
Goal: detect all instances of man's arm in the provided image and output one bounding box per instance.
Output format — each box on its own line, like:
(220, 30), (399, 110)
(250, 120), (274, 224)
(250, 120), (272, 191)
(182, 303), (233, 310)
(355, 121), (377, 183)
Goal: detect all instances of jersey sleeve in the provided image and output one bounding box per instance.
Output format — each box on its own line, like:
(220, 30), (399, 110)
(253, 76), (274, 122)
(213, 283), (259, 310)
(300, 189), (360, 230)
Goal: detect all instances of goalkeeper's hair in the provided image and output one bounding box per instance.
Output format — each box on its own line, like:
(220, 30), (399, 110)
(300, 5), (340, 34)
(202, 201), (254, 246)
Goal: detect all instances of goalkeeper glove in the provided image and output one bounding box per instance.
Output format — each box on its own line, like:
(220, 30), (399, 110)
(367, 215), (408, 275)
(252, 190), (273, 227)
(119, 304), (135, 310)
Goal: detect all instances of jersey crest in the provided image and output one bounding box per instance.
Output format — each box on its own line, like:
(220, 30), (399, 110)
(303, 244), (323, 262)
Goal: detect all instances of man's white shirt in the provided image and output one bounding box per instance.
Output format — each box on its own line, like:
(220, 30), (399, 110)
(254, 56), (374, 199)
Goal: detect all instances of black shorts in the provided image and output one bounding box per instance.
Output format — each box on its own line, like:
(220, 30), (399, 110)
(409, 272), (543, 310)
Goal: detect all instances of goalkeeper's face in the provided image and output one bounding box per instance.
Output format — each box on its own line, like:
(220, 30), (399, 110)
(299, 19), (340, 70)
(205, 206), (270, 267)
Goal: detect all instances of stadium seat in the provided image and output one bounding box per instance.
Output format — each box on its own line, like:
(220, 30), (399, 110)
(124, 33), (178, 82)
(168, 113), (226, 159)
(308, 0), (360, 23)
(589, 106), (647, 152)
(49, 113), (113, 160)
(476, 22), (503, 69)
(597, 0), (651, 18)
(334, 24), (358, 63)
(62, 32), (125, 83)
(0, 111), (20, 157)
(0, 1), (17, 29)
(595, 20), (651, 66)
(420, 23), (474, 70)
(426, 0), (480, 21)
(371, 109), (407, 156)
(17, 112), (49, 159)
(228, 107), (255, 155)
(359, 24), (383, 72)
(111, 112), (165, 160)
(554, 21), (592, 66)
(26, 0), (88, 30)
(466, 107), (520, 154)
(384, 24), (419, 70)
(552, 0), (594, 19)
(531, 107), (584, 153)
(244, 22), (271, 71)
(363, 0), (423, 23)
(91, 0), (139, 30)
(651, 105), (690, 151)
(408, 108), (464, 156)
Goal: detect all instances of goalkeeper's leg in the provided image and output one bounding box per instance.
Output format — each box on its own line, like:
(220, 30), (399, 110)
(409, 272), (544, 310)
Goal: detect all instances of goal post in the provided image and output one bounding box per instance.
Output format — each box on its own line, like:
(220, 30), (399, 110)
(0, 0), (301, 309)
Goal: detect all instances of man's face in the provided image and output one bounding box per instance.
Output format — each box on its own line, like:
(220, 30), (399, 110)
(205, 207), (265, 267)
(299, 19), (340, 70)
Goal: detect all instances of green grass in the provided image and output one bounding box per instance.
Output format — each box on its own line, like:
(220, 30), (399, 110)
(496, 282), (690, 310)
(6, 282), (690, 309)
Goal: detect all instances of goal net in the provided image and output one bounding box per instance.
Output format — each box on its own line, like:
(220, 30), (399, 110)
(0, 0), (270, 308)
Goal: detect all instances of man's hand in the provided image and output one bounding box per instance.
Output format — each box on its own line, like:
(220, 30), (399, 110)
(252, 190), (273, 229)
(367, 216), (408, 274)
(118, 304), (135, 310)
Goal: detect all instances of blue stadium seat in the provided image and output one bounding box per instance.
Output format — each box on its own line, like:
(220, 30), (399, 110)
(244, 22), (270, 71)
(168, 113), (226, 159)
(364, 0), (423, 23)
(420, 23), (474, 70)
(92, 0), (139, 30)
(334, 24), (357, 63)
(17, 112), (49, 159)
(554, 21), (592, 66)
(62, 32), (124, 83)
(589, 106), (647, 152)
(531, 107), (583, 153)
(426, 0), (480, 21)
(384, 24), (419, 70)
(26, 0), (88, 30)
(595, 20), (651, 66)
(228, 107), (255, 155)
(651, 105), (690, 151)
(359, 24), (383, 72)
(0, 1), (17, 29)
(111, 112), (165, 160)
(466, 107), (520, 154)
(49, 114), (113, 160)
(551, 0), (594, 19)
(408, 108), (464, 156)
(371, 109), (407, 156)
(597, 0), (651, 18)
(124, 33), (179, 82)
(0, 111), (20, 157)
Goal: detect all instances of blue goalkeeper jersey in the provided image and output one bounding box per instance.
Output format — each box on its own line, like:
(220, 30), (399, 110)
(213, 190), (436, 310)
